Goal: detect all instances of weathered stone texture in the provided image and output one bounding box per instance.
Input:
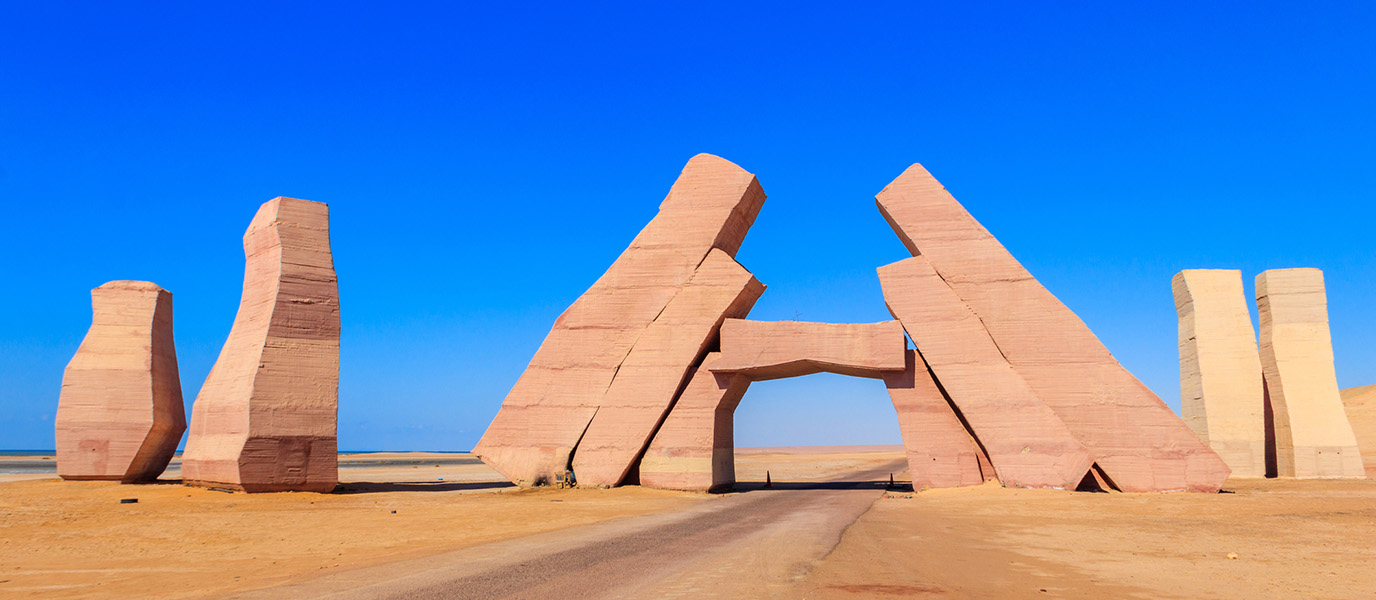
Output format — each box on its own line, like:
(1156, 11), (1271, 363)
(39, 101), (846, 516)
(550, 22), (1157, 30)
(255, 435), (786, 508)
(876, 163), (1229, 492)
(571, 250), (765, 486)
(710, 319), (907, 380)
(1256, 269), (1364, 478)
(884, 349), (992, 490)
(474, 154), (766, 486)
(879, 257), (1094, 489)
(1173, 269), (1267, 477)
(639, 352), (751, 491)
(182, 197), (340, 493)
(56, 281), (185, 482)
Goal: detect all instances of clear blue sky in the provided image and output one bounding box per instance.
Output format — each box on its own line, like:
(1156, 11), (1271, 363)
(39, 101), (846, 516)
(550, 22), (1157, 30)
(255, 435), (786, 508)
(2, 3), (1372, 451)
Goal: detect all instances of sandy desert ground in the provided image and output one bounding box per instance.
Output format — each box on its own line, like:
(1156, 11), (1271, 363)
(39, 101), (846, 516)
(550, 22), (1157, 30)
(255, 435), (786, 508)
(2, 445), (1374, 599)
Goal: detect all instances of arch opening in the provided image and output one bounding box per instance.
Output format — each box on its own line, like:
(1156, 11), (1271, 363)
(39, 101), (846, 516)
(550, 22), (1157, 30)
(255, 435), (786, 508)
(637, 319), (998, 493)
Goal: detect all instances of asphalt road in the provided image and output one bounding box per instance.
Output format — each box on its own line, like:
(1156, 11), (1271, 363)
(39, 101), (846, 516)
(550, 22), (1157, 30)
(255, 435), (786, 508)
(234, 459), (908, 600)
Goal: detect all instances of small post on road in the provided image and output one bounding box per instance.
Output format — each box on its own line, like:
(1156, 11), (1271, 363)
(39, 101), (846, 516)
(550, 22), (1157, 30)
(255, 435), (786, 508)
(765, 471), (772, 488)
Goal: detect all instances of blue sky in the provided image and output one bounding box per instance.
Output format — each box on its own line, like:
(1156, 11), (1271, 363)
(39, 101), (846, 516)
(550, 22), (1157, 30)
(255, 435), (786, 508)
(2, 2), (1372, 451)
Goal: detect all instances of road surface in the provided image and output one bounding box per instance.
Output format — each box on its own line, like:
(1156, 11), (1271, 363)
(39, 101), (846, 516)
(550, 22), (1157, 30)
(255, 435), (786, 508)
(233, 459), (907, 599)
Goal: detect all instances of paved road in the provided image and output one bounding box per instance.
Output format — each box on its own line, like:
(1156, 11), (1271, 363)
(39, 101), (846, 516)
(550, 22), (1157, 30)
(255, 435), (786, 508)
(234, 459), (907, 600)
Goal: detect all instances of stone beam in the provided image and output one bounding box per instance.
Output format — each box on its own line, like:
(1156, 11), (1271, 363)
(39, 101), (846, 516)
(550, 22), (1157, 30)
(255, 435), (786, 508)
(709, 319), (907, 380)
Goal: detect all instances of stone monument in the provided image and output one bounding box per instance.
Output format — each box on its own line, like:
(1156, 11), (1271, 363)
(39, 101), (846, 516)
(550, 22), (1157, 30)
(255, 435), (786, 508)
(1173, 269), (1267, 477)
(474, 154), (766, 487)
(181, 197), (341, 492)
(56, 281), (185, 482)
(639, 319), (990, 491)
(879, 257), (1096, 489)
(875, 163), (1230, 492)
(481, 156), (1233, 494)
(1256, 268), (1364, 478)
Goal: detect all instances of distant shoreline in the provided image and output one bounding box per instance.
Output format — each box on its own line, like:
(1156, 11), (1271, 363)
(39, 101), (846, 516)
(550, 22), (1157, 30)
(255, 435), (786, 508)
(0, 445), (906, 475)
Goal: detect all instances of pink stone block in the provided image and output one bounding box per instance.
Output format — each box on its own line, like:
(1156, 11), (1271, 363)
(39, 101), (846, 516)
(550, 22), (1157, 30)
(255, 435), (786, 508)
(182, 197), (340, 493)
(710, 319), (908, 380)
(474, 154), (766, 486)
(639, 353), (752, 492)
(56, 281), (185, 482)
(884, 350), (990, 490)
(876, 164), (1229, 492)
(640, 320), (985, 492)
(879, 257), (1095, 489)
(572, 250), (765, 486)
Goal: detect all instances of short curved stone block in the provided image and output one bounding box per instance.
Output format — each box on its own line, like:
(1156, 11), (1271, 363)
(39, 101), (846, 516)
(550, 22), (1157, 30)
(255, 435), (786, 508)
(1257, 268), (1364, 478)
(56, 281), (185, 482)
(474, 154), (766, 486)
(1174, 269), (1267, 477)
(709, 319), (908, 380)
(876, 163), (1230, 492)
(879, 257), (1095, 489)
(884, 350), (991, 490)
(182, 197), (340, 493)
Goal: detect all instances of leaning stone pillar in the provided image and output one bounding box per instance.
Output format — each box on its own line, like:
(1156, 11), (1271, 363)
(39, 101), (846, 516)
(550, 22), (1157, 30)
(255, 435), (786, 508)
(875, 163), (1230, 492)
(182, 197), (341, 492)
(1173, 269), (1266, 477)
(1256, 268), (1364, 478)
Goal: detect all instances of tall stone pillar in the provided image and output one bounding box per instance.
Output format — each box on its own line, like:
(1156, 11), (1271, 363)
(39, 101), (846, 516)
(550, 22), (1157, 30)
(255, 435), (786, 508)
(1173, 269), (1267, 477)
(182, 197), (341, 492)
(56, 281), (185, 482)
(1256, 268), (1363, 478)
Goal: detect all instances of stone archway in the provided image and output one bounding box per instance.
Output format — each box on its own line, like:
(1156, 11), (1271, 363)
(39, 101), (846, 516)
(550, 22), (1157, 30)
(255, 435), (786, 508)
(638, 319), (994, 492)
(474, 153), (1230, 494)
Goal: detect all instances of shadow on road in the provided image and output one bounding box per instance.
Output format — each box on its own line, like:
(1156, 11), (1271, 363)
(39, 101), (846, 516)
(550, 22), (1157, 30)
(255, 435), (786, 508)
(724, 480), (914, 493)
(333, 481), (516, 494)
